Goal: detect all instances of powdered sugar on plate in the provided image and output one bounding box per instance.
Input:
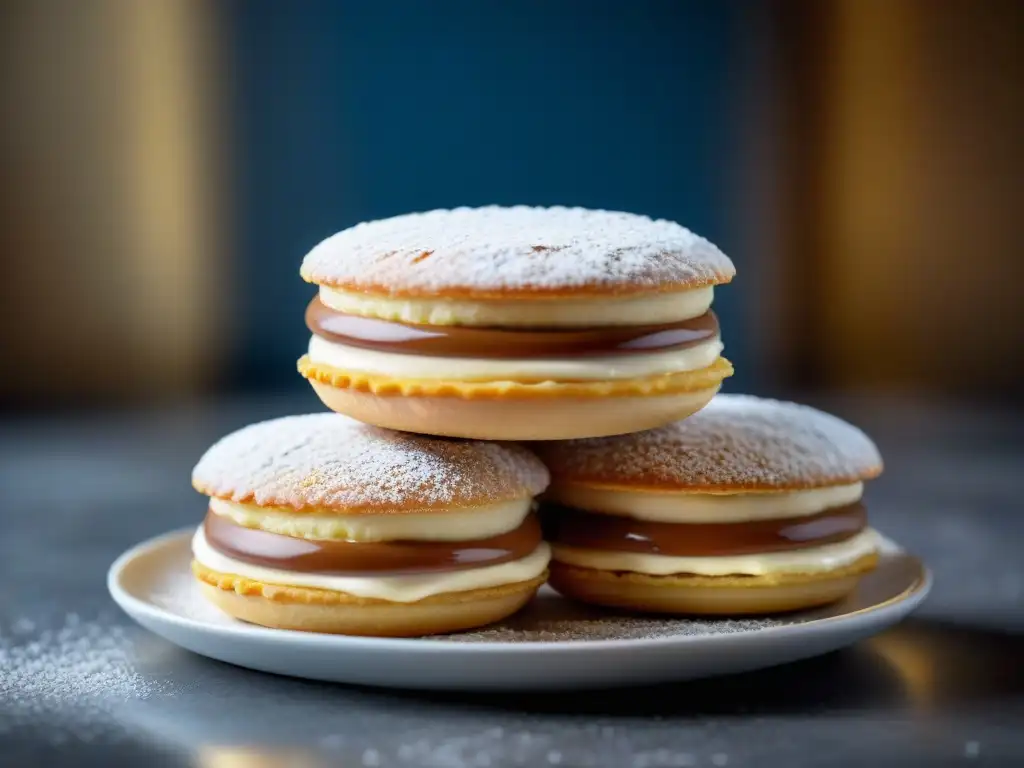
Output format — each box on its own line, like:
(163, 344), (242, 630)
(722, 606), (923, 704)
(192, 413), (550, 512)
(433, 589), (789, 643)
(534, 394), (884, 491)
(300, 206), (735, 296)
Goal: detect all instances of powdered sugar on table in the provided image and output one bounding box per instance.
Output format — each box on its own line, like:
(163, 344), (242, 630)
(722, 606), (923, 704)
(0, 612), (165, 732)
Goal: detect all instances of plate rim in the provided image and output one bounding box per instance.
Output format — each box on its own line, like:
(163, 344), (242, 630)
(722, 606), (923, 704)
(108, 527), (932, 654)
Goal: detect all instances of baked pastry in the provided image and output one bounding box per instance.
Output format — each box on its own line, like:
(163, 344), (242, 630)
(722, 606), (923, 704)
(189, 414), (551, 636)
(533, 395), (884, 614)
(298, 206), (734, 440)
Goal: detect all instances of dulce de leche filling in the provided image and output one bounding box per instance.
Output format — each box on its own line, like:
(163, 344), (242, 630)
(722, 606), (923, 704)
(203, 509), (542, 576)
(306, 297), (720, 359)
(542, 503), (868, 557)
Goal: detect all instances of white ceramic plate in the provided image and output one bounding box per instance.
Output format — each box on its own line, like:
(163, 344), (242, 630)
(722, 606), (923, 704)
(108, 528), (930, 691)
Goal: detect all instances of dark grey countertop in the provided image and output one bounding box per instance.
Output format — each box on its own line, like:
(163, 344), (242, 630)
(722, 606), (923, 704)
(2, 392), (1023, 767)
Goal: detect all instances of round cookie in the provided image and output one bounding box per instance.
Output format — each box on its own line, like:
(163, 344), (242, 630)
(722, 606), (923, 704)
(190, 414), (551, 636)
(532, 395), (884, 615)
(297, 206), (735, 440)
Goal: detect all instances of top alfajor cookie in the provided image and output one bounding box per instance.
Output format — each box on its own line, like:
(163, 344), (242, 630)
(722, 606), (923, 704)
(192, 413), (550, 512)
(533, 395), (883, 493)
(300, 206), (735, 299)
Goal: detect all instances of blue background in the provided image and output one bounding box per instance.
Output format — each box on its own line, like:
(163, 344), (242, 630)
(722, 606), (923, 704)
(228, 1), (749, 390)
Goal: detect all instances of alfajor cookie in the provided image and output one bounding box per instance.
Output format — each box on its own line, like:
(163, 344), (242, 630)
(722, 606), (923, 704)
(533, 395), (884, 615)
(298, 206), (734, 440)
(190, 414), (551, 636)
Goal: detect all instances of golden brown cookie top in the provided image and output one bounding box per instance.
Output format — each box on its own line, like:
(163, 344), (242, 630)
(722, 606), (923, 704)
(533, 395), (883, 492)
(300, 206), (734, 299)
(192, 414), (549, 512)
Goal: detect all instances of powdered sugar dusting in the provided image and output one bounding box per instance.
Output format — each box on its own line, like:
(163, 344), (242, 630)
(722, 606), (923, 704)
(301, 206), (735, 296)
(437, 614), (786, 643)
(0, 612), (163, 723)
(421, 588), (792, 644)
(192, 413), (550, 511)
(535, 395), (883, 491)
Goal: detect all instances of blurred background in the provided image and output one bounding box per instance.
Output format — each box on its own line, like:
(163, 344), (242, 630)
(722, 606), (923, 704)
(1, 0), (1022, 411)
(3, 5), (1024, 760)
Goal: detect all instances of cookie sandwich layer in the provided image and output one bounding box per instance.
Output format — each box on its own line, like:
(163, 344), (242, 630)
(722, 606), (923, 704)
(533, 395), (885, 614)
(190, 414), (552, 635)
(298, 206), (736, 439)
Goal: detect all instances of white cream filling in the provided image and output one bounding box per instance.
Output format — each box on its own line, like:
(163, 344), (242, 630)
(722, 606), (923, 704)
(208, 497), (531, 542)
(547, 483), (864, 524)
(552, 528), (879, 577)
(319, 285), (714, 327)
(192, 526), (551, 603)
(307, 334), (723, 382)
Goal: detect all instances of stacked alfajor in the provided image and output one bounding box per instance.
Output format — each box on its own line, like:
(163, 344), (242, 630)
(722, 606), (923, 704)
(190, 414), (551, 636)
(533, 395), (884, 615)
(298, 206), (734, 440)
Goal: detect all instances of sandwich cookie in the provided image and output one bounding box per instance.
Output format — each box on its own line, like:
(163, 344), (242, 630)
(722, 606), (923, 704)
(533, 395), (884, 615)
(190, 414), (551, 636)
(298, 206), (735, 440)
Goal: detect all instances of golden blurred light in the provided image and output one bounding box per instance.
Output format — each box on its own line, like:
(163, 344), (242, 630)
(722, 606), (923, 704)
(195, 746), (327, 768)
